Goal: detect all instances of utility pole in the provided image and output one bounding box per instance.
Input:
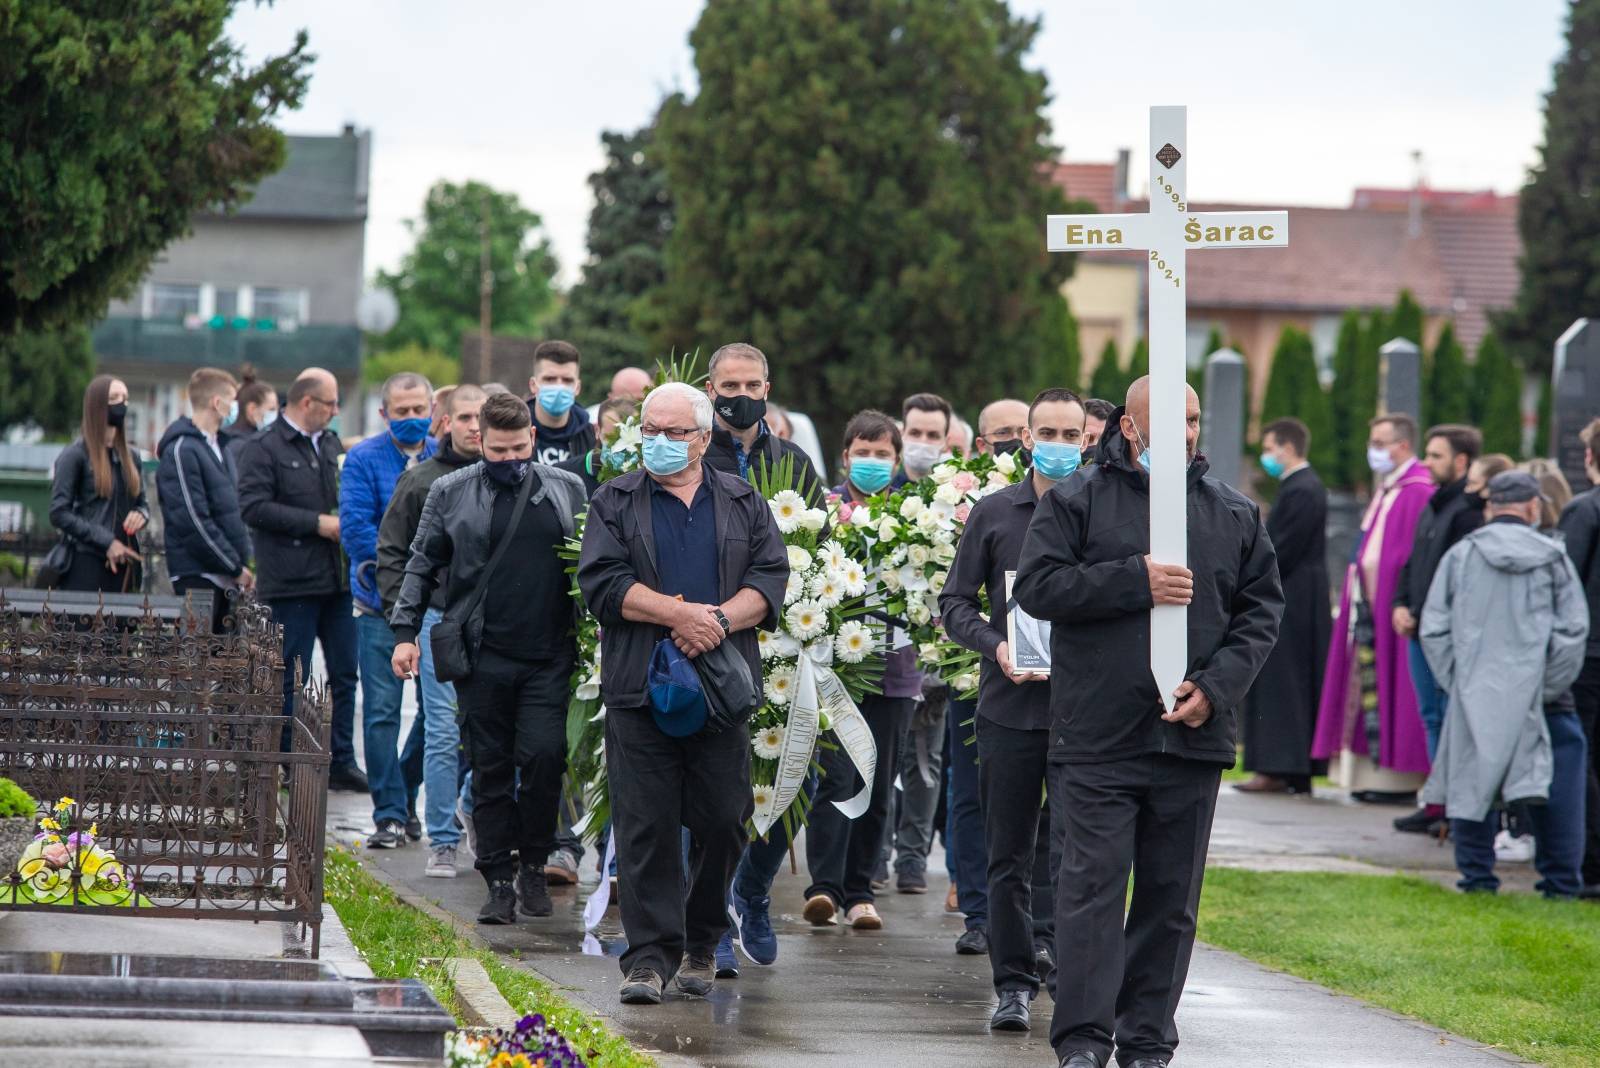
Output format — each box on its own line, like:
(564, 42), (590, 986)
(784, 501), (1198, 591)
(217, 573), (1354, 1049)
(478, 190), (493, 372)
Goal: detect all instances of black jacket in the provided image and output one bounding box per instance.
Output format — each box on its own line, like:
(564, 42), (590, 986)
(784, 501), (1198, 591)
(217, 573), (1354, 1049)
(1013, 412), (1283, 765)
(377, 439), (481, 615)
(48, 439), (148, 558)
(236, 415), (346, 600)
(704, 423), (825, 505)
(1393, 477), (1482, 623)
(1559, 485), (1600, 657)
(577, 466), (789, 711)
(156, 418), (251, 580)
(389, 462), (588, 649)
(529, 400), (597, 466)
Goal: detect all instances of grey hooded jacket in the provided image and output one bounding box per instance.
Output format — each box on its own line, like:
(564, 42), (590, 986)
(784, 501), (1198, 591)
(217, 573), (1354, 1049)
(1419, 519), (1589, 821)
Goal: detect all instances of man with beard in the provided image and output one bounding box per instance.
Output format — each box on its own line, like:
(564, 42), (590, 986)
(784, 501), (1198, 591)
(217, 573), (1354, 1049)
(1015, 377), (1282, 1068)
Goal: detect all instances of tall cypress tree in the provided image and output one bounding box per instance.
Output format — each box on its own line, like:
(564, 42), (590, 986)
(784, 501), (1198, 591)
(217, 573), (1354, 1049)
(1327, 309), (1370, 488)
(1470, 332), (1525, 457)
(1259, 326), (1335, 475)
(1126, 337), (1149, 382)
(1088, 338), (1125, 404)
(1387, 289), (1425, 347)
(1499, 0), (1600, 373)
(1425, 323), (1472, 427)
(1029, 300), (1083, 396)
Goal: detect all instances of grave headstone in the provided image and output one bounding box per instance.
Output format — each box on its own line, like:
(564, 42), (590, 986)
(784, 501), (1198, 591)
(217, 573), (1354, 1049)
(1378, 338), (1422, 423)
(1201, 348), (1246, 489)
(1551, 318), (1597, 488)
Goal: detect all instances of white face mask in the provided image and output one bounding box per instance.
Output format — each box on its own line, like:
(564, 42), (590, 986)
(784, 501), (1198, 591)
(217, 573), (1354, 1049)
(903, 441), (943, 476)
(1367, 445), (1396, 475)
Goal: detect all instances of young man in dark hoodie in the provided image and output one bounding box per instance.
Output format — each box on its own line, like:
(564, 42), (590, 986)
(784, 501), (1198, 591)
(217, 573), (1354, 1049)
(526, 340), (596, 466)
(158, 367), (255, 634)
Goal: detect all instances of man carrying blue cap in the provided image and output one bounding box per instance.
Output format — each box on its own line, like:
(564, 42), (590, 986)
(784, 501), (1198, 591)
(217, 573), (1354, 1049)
(578, 380), (789, 1007)
(526, 339), (595, 465)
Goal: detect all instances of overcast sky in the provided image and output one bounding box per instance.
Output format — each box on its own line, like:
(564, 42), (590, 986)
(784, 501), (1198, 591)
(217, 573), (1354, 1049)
(228, 1), (1570, 286)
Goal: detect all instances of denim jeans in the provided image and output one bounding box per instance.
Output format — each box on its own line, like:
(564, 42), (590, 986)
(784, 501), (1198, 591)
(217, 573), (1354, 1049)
(357, 612), (410, 825)
(1409, 639), (1448, 763)
(417, 608), (461, 848)
(1451, 711), (1589, 896)
(270, 594), (358, 768)
(946, 696), (989, 930)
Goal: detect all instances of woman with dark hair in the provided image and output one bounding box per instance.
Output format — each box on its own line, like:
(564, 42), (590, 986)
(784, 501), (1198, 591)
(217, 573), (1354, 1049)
(46, 374), (149, 591)
(221, 365), (278, 470)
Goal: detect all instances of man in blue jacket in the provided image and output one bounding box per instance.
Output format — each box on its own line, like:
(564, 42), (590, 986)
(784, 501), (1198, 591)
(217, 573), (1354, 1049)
(158, 367), (255, 634)
(341, 372), (436, 849)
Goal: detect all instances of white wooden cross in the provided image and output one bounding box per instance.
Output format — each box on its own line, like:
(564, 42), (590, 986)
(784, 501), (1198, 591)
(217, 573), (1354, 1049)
(1047, 106), (1288, 711)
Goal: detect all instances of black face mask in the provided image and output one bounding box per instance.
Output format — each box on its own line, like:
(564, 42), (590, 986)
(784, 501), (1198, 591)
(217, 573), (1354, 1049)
(714, 393), (767, 431)
(988, 437), (1025, 456)
(484, 458), (530, 487)
(106, 403), (128, 429)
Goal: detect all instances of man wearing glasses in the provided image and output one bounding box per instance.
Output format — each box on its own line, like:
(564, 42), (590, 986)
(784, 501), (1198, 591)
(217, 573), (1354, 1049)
(238, 367), (365, 791)
(578, 382), (789, 1006)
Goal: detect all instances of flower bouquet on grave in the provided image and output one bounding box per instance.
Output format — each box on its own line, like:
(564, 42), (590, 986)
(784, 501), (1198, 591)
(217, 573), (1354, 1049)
(6, 797), (149, 907)
(446, 1011), (589, 1068)
(749, 455), (883, 840)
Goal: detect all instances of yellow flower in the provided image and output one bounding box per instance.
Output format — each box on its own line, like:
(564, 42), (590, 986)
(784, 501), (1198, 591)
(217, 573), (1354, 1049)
(88, 823), (98, 837)
(54, 797), (75, 811)
(38, 817), (60, 831)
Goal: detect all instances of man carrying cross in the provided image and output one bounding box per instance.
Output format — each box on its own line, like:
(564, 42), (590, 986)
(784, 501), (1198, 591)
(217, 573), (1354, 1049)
(1015, 377), (1282, 1068)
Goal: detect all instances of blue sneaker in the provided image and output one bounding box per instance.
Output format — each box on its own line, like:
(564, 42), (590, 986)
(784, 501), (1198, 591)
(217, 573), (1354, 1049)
(729, 887), (778, 966)
(714, 930), (740, 978)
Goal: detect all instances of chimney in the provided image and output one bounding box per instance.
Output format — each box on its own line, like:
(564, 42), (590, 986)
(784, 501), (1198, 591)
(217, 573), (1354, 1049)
(1113, 149), (1130, 209)
(1407, 149), (1424, 239)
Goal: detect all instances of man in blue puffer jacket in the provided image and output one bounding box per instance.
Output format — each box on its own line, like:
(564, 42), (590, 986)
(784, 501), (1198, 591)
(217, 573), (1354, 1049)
(158, 368), (255, 635)
(340, 372), (436, 849)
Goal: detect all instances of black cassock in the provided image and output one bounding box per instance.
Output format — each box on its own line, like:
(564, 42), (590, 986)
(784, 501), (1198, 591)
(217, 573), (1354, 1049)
(1242, 465), (1331, 779)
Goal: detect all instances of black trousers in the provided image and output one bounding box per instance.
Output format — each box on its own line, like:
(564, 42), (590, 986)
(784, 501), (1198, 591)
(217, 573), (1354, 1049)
(1049, 754), (1222, 1067)
(606, 705), (752, 980)
(456, 647), (573, 883)
(977, 716), (1058, 996)
(805, 694), (911, 908)
(1570, 657), (1600, 886)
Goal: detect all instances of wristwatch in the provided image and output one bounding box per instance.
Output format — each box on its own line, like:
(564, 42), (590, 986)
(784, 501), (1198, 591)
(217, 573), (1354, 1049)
(713, 608), (732, 636)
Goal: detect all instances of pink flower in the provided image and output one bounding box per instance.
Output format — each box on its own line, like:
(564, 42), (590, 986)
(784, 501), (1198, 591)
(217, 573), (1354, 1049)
(951, 472), (978, 494)
(41, 842), (70, 868)
(954, 503), (972, 524)
(837, 500), (855, 523)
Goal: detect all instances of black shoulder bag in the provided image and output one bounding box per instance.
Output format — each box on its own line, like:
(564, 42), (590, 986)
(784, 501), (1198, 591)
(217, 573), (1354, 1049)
(429, 478), (531, 683)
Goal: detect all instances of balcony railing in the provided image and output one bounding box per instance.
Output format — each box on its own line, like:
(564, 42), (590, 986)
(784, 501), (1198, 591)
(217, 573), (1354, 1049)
(93, 316), (361, 374)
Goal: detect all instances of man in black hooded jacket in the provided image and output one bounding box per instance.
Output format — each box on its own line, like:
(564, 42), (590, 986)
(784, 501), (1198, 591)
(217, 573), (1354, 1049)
(1015, 376), (1282, 1068)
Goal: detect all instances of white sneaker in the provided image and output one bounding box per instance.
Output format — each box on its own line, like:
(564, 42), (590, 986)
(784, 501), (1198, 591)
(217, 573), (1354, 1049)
(425, 844), (458, 878)
(1494, 830), (1535, 863)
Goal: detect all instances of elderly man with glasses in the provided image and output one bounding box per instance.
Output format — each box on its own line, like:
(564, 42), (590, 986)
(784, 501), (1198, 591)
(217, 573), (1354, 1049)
(578, 381), (789, 1006)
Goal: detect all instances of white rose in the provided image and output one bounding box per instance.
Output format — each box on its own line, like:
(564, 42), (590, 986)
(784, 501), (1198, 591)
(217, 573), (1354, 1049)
(908, 544), (930, 567)
(850, 505), (876, 528)
(877, 517), (900, 542)
(907, 598), (932, 626)
(928, 570), (946, 596)
(787, 545), (813, 572)
(933, 482), (963, 506)
(986, 470), (1010, 489)
(898, 495), (925, 520)
(918, 641), (942, 665)
(799, 508), (827, 532)
(994, 452), (1017, 475)
(882, 568), (904, 593)
(933, 542), (957, 564)
(931, 462), (959, 484)
(915, 508), (940, 532)
(953, 672), (979, 692)
(932, 527), (955, 546)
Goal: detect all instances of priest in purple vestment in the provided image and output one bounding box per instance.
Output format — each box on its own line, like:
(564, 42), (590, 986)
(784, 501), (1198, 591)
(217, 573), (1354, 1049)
(1312, 413), (1437, 797)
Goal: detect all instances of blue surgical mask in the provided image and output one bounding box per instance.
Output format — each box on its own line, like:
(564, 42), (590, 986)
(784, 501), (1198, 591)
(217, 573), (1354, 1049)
(642, 433), (690, 476)
(1260, 452), (1286, 479)
(1030, 441), (1081, 482)
(221, 399), (239, 430)
(1131, 424), (1152, 473)
(389, 416), (431, 446)
(538, 386), (576, 418)
(259, 409), (278, 430)
(484, 457), (530, 486)
(847, 457), (894, 495)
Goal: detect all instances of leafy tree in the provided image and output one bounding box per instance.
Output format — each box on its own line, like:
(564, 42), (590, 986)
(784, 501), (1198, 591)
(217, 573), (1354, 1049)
(1470, 332), (1524, 457)
(643, 0), (1078, 448)
(1386, 289), (1425, 347)
(1028, 299), (1083, 397)
(1258, 326), (1335, 475)
(0, 326), (93, 438)
(1327, 310), (1373, 487)
(362, 343), (459, 389)
(1126, 337), (1150, 382)
(377, 181), (559, 360)
(1498, 0), (1600, 373)
(1088, 339), (1125, 404)
(1425, 322), (1472, 426)
(1, 2), (311, 334)
(549, 120), (673, 385)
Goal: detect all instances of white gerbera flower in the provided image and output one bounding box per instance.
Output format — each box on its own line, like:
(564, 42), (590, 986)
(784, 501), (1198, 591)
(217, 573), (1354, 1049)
(752, 725), (784, 759)
(994, 452), (1017, 475)
(819, 540), (849, 571)
(757, 628), (780, 660)
(770, 489), (806, 533)
(839, 560), (868, 597)
(752, 783), (776, 810)
(765, 667), (796, 706)
(799, 508), (827, 532)
(787, 544), (813, 572)
(808, 570), (845, 608)
(784, 570), (806, 605)
(933, 481), (963, 506)
(785, 600), (828, 641)
(898, 494), (925, 520)
(835, 621), (873, 663)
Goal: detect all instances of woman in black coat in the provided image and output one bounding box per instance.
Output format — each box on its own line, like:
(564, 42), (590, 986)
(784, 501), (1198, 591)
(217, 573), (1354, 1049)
(46, 374), (149, 592)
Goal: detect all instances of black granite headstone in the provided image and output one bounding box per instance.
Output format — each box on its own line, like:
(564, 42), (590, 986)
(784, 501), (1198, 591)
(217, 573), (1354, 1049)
(1378, 338), (1422, 422)
(1551, 318), (1597, 488)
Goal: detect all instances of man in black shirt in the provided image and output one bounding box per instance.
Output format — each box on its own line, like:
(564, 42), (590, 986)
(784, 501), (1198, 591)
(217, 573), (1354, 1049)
(701, 342), (824, 501)
(389, 393), (587, 925)
(941, 387), (1086, 1034)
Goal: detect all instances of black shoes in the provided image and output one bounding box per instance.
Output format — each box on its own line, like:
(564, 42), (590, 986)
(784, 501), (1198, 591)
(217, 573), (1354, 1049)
(477, 880), (517, 925)
(896, 868), (928, 894)
(1353, 789), (1417, 806)
(989, 990), (1031, 1031)
(1125, 1059), (1169, 1068)
(1392, 808), (1446, 836)
(518, 864), (553, 917)
(367, 819), (407, 849)
(619, 968), (664, 1005)
(328, 764), (370, 793)
(675, 953), (716, 996)
(1059, 1053), (1101, 1068)
(404, 811), (423, 842)
(955, 926), (990, 955)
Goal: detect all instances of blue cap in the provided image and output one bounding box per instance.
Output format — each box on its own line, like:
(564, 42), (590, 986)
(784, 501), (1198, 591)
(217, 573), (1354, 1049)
(647, 639), (707, 737)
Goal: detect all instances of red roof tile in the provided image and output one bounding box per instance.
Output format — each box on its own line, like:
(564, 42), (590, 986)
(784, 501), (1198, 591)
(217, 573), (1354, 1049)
(1051, 162), (1120, 212)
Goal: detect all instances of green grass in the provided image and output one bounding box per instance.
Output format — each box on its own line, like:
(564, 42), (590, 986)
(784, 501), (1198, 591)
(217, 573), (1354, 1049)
(325, 848), (656, 1068)
(1199, 868), (1600, 1068)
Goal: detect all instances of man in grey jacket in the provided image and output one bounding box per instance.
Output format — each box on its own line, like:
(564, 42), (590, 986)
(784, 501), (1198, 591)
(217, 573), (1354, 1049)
(390, 393), (588, 925)
(1421, 471), (1590, 898)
